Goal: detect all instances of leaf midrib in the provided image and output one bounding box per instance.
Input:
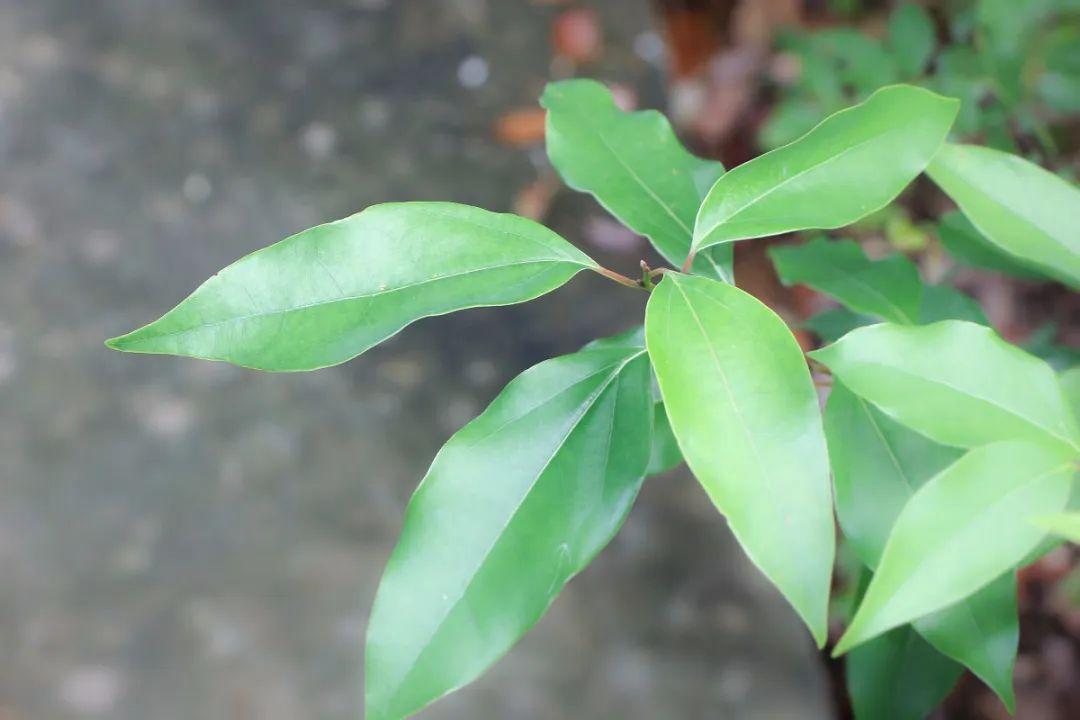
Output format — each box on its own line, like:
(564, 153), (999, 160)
(120, 259), (576, 345)
(383, 349), (646, 710)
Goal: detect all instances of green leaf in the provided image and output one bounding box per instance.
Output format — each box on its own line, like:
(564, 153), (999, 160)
(647, 402), (683, 475)
(888, 2), (936, 78)
(693, 85), (958, 252)
(541, 79), (733, 282)
(826, 376), (1016, 707)
(927, 144), (1080, 288)
(1062, 366), (1080, 416)
(802, 308), (875, 343)
(913, 573), (1019, 712)
(835, 440), (1076, 655)
(937, 210), (1047, 280)
(810, 320), (1080, 452)
(107, 202), (595, 371)
(365, 344), (652, 720)
(1032, 512), (1080, 543)
(770, 237), (923, 324)
(646, 273), (834, 645)
(917, 284), (989, 325)
(846, 625), (963, 720)
(826, 382), (962, 569)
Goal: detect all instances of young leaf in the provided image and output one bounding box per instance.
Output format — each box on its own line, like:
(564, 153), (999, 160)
(541, 79), (734, 282)
(913, 573), (1019, 712)
(927, 143), (1080, 288)
(1032, 512), (1080, 543)
(365, 344), (652, 720)
(846, 626), (963, 720)
(887, 2), (936, 79)
(770, 237), (923, 324)
(646, 273), (834, 645)
(1062, 366), (1080, 416)
(937, 210), (1047, 280)
(825, 382), (1018, 708)
(835, 440), (1076, 655)
(810, 321), (1080, 452)
(693, 85), (958, 253)
(107, 202), (595, 371)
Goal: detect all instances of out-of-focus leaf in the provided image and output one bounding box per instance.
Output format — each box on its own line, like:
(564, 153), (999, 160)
(888, 2), (936, 78)
(542, 79), (733, 282)
(694, 86), (957, 252)
(917, 284), (989, 325)
(802, 308), (875, 343)
(1024, 324), (1080, 371)
(835, 440), (1076, 654)
(810, 320), (1080, 452)
(846, 625), (963, 720)
(1033, 512), (1080, 543)
(770, 237), (923, 324)
(646, 273), (834, 646)
(107, 203), (594, 371)
(927, 143), (1080, 288)
(365, 344), (652, 720)
(937, 210), (1047, 280)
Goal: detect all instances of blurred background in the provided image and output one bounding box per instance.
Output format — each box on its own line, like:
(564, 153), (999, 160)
(0, 1), (1076, 719)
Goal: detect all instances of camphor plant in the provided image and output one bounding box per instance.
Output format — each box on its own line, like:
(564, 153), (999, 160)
(107, 78), (1080, 719)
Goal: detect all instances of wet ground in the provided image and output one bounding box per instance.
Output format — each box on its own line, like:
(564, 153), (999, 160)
(0, 1), (829, 718)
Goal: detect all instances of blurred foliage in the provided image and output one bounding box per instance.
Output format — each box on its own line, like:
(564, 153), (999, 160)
(763, 0), (1080, 156)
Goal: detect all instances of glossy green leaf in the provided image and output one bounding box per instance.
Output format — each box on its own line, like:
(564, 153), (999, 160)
(693, 85), (958, 252)
(888, 2), (936, 78)
(770, 237), (923, 324)
(107, 202), (595, 371)
(646, 273), (834, 645)
(927, 143), (1080, 288)
(810, 321), (1080, 452)
(937, 210), (1046, 280)
(913, 573), (1019, 712)
(1032, 512), (1080, 543)
(847, 625), (963, 720)
(826, 382), (962, 569)
(826, 377), (1016, 706)
(365, 344), (652, 720)
(835, 440), (1076, 654)
(541, 79), (733, 282)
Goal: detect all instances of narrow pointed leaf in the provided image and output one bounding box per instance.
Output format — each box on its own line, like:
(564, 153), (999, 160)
(693, 85), (958, 252)
(825, 382), (1018, 708)
(365, 344), (652, 720)
(847, 626), (962, 720)
(927, 143), (1080, 288)
(646, 273), (834, 645)
(835, 440), (1076, 654)
(1032, 512), (1080, 543)
(913, 573), (1019, 712)
(107, 202), (595, 371)
(541, 79), (733, 282)
(770, 237), (923, 324)
(810, 321), (1080, 452)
